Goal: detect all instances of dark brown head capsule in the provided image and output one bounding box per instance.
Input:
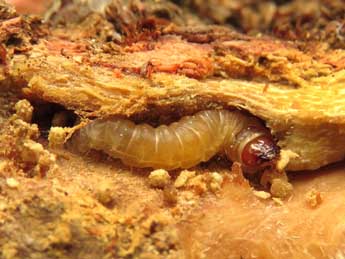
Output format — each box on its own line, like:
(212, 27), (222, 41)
(225, 125), (279, 173)
(241, 135), (279, 169)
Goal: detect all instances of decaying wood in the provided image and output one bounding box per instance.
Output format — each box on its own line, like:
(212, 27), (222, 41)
(2, 1), (345, 258)
(3, 0), (345, 171)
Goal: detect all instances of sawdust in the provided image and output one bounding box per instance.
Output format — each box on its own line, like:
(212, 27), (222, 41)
(1, 0), (345, 258)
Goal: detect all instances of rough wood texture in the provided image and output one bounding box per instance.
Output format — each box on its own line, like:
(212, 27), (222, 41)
(2, 1), (345, 258)
(7, 9), (345, 170)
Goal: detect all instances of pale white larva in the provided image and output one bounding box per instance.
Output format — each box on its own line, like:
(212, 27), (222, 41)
(71, 110), (278, 171)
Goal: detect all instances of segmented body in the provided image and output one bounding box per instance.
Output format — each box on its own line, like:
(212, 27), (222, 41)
(71, 110), (277, 171)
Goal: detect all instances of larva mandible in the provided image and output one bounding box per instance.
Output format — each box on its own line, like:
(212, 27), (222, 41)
(71, 110), (278, 171)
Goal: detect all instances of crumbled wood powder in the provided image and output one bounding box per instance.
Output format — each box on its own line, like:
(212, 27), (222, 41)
(6, 178), (19, 188)
(14, 99), (33, 123)
(174, 170), (196, 188)
(277, 149), (299, 171)
(148, 169), (171, 188)
(21, 139), (57, 176)
(2, 242), (18, 259)
(270, 178), (293, 199)
(186, 175), (207, 194)
(260, 168), (289, 188)
(208, 172), (224, 192)
(174, 170), (225, 194)
(1, 114), (58, 176)
(48, 127), (71, 148)
(305, 188), (323, 208)
(253, 190), (271, 200)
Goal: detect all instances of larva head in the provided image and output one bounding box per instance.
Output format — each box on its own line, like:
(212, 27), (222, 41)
(240, 135), (278, 170)
(225, 126), (279, 173)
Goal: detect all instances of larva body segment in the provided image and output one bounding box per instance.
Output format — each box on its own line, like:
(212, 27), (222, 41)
(71, 110), (278, 171)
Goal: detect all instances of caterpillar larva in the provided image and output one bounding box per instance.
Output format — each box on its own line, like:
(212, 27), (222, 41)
(71, 110), (278, 171)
